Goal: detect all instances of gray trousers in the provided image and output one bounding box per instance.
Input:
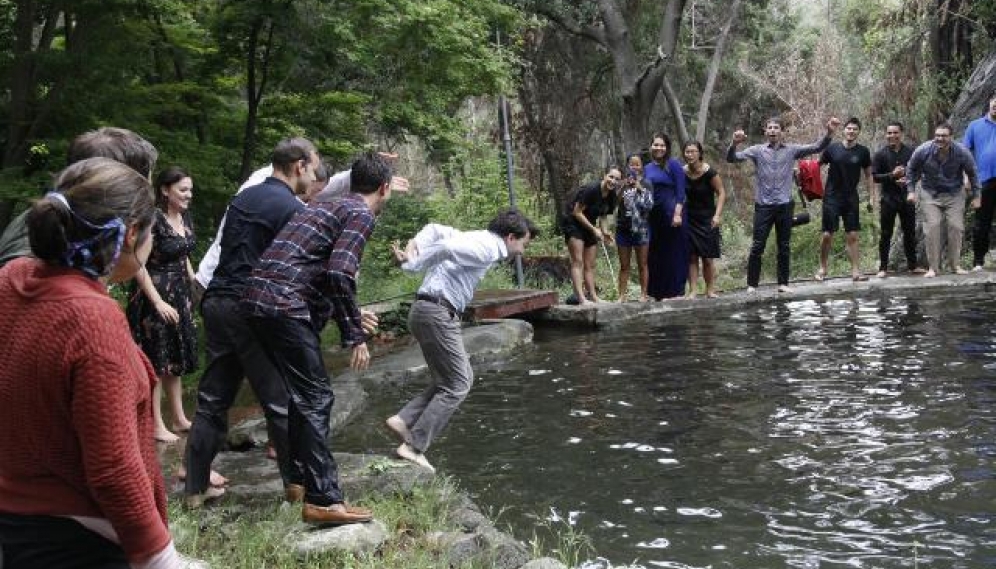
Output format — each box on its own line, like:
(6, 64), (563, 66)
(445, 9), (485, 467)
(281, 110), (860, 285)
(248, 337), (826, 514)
(920, 190), (966, 272)
(397, 300), (473, 452)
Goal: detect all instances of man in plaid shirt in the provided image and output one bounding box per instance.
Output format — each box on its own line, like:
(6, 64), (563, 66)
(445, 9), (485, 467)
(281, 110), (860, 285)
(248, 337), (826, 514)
(243, 152), (391, 525)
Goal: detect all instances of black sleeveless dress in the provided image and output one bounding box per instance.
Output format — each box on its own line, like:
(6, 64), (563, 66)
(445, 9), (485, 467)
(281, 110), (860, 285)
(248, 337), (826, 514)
(685, 167), (721, 259)
(127, 210), (198, 376)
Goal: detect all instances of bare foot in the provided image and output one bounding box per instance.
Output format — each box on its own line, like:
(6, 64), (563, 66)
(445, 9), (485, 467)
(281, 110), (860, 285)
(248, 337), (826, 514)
(814, 269), (826, 282)
(706, 291), (719, 299)
(617, 296), (629, 303)
(639, 296), (649, 302)
(924, 269), (936, 278)
(590, 296), (603, 303)
(396, 443), (436, 473)
(156, 428), (179, 444)
(685, 293), (697, 300)
(171, 418), (192, 433)
(385, 415), (411, 443)
(210, 470), (229, 487)
(954, 267), (968, 275)
(177, 466), (229, 487)
(184, 485), (226, 509)
(876, 270), (887, 278)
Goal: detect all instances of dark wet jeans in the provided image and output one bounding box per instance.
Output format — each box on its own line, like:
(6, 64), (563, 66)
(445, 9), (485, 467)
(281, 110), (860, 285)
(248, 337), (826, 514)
(248, 314), (343, 507)
(184, 295), (299, 495)
(747, 202), (793, 287)
(879, 194), (918, 271)
(973, 179), (996, 266)
(0, 514), (128, 569)
(396, 300), (474, 453)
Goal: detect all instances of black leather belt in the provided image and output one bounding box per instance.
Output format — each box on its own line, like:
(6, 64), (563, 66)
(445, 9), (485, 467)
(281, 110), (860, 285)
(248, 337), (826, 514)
(415, 293), (459, 315)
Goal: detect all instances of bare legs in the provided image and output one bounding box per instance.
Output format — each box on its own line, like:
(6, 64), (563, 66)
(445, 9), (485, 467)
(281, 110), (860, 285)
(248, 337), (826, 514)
(567, 237), (590, 304)
(818, 232), (831, 280)
(687, 256), (718, 299)
(819, 231), (865, 280)
(635, 245), (649, 301)
(687, 255), (700, 299)
(617, 245), (632, 302)
(154, 373), (191, 443)
(567, 237), (601, 304)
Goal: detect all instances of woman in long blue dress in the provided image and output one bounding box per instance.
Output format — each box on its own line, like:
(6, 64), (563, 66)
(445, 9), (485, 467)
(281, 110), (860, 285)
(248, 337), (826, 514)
(644, 133), (689, 299)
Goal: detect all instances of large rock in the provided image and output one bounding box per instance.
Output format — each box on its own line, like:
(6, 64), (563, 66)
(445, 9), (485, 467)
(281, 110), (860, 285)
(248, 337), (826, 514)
(520, 558), (569, 569)
(476, 527), (532, 569)
(286, 519), (389, 556)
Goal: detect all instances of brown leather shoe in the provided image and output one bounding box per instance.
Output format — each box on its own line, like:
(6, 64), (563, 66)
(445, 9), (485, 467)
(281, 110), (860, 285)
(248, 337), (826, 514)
(302, 502), (373, 525)
(285, 483), (305, 503)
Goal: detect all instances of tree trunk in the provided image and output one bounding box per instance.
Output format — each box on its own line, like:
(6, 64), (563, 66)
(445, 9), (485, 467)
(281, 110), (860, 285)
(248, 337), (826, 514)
(239, 18), (275, 182)
(4, 0), (40, 167)
(535, 0), (687, 160)
(694, 0), (742, 142)
(949, 50), (996, 134)
(661, 77), (689, 144)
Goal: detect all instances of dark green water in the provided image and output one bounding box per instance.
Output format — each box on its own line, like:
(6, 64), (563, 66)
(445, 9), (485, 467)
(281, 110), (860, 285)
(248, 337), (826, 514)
(341, 291), (996, 568)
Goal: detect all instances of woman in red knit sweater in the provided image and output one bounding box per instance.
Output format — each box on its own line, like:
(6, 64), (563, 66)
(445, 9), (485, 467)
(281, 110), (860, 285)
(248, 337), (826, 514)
(0, 158), (183, 568)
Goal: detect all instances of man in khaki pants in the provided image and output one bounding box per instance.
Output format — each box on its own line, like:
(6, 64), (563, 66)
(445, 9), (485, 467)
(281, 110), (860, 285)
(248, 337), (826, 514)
(906, 123), (981, 277)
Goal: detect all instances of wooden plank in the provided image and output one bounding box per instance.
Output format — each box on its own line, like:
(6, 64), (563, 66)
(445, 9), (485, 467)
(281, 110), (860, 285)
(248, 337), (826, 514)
(465, 289), (559, 320)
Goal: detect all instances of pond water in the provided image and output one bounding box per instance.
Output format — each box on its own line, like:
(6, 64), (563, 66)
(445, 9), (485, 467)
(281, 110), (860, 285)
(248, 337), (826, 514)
(339, 290), (996, 568)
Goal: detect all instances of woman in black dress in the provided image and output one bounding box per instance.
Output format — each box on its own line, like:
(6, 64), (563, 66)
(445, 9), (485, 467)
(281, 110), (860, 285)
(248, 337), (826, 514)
(128, 167), (197, 442)
(682, 141), (726, 298)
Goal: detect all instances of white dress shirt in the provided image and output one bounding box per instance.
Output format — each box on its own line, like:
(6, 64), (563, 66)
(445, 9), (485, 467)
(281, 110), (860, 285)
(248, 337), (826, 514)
(401, 224), (508, 311)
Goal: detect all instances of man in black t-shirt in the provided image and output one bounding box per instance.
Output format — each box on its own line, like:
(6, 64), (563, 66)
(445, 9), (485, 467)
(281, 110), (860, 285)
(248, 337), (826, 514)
(817, 117), (874, 281)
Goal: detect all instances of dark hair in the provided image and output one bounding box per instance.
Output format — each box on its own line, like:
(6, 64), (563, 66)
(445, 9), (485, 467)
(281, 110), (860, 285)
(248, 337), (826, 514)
(935, 122), (954, 135)
(314, 161), (330, 183)
(487, 208), (540, 240)
(154, 166), (190, 211)
(28, 158), (156, 277)
(349, 152), (392, 195)
(67, 127), (158, 179)
(683, 140), (704, 158)
(271, 137), (318, 176)
(886, 121), (905, 132)
(845, 117), (862, 129)
(652, 133), (675, 175)
(765, 117), (784, 129)
(651, 133), (673, 161)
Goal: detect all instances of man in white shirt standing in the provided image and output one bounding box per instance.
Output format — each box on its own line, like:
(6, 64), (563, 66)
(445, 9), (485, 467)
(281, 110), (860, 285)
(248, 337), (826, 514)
(386, 209), (538, 472)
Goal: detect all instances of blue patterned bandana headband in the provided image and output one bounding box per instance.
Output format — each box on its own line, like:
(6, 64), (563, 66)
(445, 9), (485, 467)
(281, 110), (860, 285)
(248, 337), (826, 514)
(45, 192), (126, 278)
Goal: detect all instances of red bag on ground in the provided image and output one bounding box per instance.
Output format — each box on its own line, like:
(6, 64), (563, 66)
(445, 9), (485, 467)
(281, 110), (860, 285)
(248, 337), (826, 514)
(797, 159), (823, 200)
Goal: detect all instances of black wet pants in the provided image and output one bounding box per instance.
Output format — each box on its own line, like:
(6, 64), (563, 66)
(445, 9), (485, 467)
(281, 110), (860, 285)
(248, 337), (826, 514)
(248, 314), (343, 507)
(184, 295), (299, 495)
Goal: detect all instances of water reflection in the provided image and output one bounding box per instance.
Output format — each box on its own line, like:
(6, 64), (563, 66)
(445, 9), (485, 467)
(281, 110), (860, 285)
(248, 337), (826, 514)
(339, 292), (996, 568)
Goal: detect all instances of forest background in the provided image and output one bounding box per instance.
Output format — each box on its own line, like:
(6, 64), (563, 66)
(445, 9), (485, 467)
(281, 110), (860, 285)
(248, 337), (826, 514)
(1, 0), (995, 304)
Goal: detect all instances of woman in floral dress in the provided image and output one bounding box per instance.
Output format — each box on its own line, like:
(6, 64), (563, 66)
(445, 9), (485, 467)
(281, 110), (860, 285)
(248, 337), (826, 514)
(128, 166), (197, 443)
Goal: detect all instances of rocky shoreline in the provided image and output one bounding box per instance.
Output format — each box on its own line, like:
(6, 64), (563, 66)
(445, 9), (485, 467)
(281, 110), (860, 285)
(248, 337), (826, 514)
(162, 318), (561, 568)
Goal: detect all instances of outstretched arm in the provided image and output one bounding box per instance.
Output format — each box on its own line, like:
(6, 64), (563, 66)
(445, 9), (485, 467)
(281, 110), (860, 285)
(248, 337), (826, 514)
(726, 129), (749, 163)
